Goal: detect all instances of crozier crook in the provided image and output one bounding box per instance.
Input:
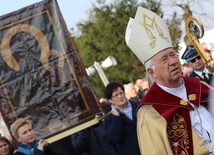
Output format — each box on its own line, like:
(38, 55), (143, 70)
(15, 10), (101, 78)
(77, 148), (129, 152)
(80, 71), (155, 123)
(1, 24), (64, 72)
(185, 17), (214, 70)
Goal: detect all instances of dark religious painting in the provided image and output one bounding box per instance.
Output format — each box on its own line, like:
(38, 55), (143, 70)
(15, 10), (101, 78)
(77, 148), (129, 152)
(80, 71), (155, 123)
(0, 0), (102, 141)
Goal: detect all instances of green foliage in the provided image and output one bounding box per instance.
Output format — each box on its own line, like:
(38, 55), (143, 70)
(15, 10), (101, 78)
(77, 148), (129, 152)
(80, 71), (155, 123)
(72, 0), (182, 98)
(166, 12), (182, 51)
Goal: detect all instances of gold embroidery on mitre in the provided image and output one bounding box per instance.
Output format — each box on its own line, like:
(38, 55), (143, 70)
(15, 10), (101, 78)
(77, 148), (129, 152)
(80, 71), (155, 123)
(188, 94), (196, 101)
(167, 113), (189, 155)
(180, 100), (187, 105)
(139, 13), (170, 49)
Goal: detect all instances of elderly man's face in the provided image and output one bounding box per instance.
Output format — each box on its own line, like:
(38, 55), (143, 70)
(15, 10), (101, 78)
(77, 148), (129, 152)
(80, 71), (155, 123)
(149, 48), (183, 88)
(125, 85), (138, 99)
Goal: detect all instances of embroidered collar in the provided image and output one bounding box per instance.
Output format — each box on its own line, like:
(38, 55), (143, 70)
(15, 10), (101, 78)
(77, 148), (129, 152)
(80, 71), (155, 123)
(138, 77), (202, 110)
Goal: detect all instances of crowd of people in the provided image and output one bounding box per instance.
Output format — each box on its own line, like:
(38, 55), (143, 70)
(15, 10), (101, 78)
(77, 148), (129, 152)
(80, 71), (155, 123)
(123, 78), (149, 102)
(1, 6), (214, 155)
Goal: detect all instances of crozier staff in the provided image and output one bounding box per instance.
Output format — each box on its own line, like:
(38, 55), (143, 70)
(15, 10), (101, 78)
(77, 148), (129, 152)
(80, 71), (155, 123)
(125, 6), (214, 155)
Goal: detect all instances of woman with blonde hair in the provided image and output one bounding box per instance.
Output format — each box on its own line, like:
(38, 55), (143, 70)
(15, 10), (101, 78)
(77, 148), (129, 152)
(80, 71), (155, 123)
(10, 117), (69, 155)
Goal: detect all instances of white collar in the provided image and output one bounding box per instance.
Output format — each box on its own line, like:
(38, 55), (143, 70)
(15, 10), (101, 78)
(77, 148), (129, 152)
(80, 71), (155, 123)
(194, 67), (208, 78)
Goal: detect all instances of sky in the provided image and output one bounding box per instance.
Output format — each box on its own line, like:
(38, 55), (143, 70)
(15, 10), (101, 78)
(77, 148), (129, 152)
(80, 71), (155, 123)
(0, 0), (214, 45)
(0, 0), (94, 29)
(0, 0), (214, 32)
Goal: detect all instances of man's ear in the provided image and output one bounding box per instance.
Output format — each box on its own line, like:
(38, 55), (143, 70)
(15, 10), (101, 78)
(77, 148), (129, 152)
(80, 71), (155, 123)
(147, 68), (153, 75)
(147, 68), (156, 78)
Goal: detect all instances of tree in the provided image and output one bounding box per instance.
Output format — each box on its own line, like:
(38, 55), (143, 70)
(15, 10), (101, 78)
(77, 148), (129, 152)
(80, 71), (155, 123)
(161, 0), (214, 46)
(166, 12), (182, 51)
(72, 0), (181, 97)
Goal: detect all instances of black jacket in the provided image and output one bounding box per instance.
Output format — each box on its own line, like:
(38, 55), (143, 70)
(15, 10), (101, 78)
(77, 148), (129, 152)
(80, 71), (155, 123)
(71, 124), (118, 155)
(190, 71), (213, 85)
(104, 100), (141, 155)
(13, 143), (70, 155)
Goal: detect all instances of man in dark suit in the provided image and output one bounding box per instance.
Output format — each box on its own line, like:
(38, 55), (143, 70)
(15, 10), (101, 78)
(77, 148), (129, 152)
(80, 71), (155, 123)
(182, 45), (213, 85)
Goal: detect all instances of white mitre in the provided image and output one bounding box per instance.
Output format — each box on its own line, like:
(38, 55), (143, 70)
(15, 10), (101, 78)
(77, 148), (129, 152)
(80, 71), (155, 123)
(125, 7), (173, 64)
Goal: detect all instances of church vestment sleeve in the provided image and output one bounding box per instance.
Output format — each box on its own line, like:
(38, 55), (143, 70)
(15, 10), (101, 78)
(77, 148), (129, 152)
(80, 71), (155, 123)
(137, 104), (173, 155)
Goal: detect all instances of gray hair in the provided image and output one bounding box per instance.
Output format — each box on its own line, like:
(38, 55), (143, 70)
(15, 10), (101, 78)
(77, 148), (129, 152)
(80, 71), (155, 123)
(123, 83), (135, 93)
(144, 59), (155, 87)
(145, 58), (156, 71)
